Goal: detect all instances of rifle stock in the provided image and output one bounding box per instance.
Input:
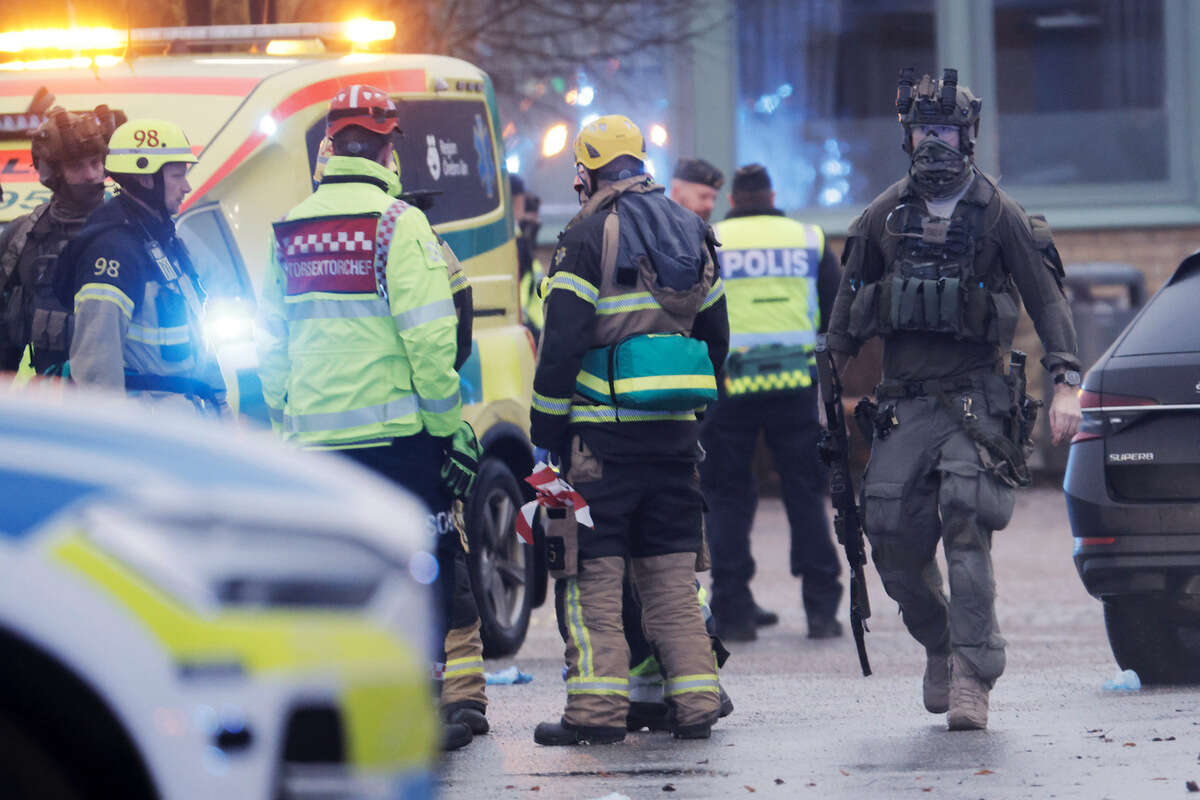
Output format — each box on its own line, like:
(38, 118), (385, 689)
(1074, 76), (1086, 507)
(815, 336), (872, 677)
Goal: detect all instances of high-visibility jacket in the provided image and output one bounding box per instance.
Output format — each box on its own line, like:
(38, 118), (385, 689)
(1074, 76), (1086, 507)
(256, 155), (460, 449)
(712, 210), (825, 393)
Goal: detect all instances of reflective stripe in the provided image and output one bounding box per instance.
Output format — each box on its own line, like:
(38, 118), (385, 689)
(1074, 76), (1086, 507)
(547, 272), (599, 306)
(700, 278), (725, 311)
(75, 283), (134, 319)
(596, 291), (659, 315)
(566, 676), (629, 696)
(725, 369), (812, 394)
(629, 672), (664, 704)
(569, 406), (696, 424)
(393, 298), (455, 331)
(286, 298), (390, 320)
(565, 578), (593, 677)
(577, 369), (715, 397)
(108, 146), (194, 155)
(416, 388), (461, 414)
(728, 330), (817, 349)
(532, 391), (571, 416)
(127, 322), (191, 346)
(450, 272), (470, 293)
(284, 396), (418, 433)
(664, 674), (720, 696)
(444, 657), (484, 676)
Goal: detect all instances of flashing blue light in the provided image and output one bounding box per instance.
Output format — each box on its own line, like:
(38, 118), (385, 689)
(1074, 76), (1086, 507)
(410, 550), (439, 585)
(778, 83), (793, 98)
(505, 154), (520, 174)
(577, 85), (595, 106)
(819, 187), (844, 207)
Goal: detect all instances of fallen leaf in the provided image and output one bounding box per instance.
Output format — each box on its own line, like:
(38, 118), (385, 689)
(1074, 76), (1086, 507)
(530, 788), (540, 793)
(697, 759), (709, 765)
(1153, 777), (1168, 781)
(774, 779), (784, 785)
(975, 769), (994, 775)
(505, 787), (514, 791)
(744, 787), (756, 793)
(1187, 780), (1199, 792)
(1168, 736), (1178, 741)
(807, 783), (816, 788)
(662, 785), (676, 792)
(1124, 742), (1137, 748)
(922, 789), (933, 794)
(840, 769), (850, 776)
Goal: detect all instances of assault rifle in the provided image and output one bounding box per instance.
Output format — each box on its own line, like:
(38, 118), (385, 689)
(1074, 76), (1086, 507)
(815, 336), (872, 677)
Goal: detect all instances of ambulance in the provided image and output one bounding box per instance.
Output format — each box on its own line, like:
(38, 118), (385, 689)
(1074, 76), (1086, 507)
(0, 23), (544, 657)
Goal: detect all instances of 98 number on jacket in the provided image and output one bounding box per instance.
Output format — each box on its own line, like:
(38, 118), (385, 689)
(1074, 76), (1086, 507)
(93, 257), (120, 278)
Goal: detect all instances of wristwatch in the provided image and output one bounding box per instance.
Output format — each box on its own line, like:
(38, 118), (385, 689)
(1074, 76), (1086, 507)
(1053, 369), (1082, 388)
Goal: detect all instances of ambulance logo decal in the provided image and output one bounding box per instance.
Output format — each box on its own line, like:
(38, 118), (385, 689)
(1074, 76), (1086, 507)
(426, 134), (441, 181)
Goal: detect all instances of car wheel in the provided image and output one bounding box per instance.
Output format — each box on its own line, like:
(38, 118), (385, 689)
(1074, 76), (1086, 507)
(1103, 595), (1200, 684)
(0, 715), (83, 800)
(467, 458), (534, 658)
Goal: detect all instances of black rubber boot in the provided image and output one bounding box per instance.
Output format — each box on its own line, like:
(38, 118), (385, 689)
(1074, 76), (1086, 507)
(534, 719), (626, 746)
(718, 686), (734, 718)
(440, 721), (473, 751)
(626, 702), (671, 732)
(447, 706), (489, 735)
(672, 720), (713, 740)
(754, 604), (780, 627)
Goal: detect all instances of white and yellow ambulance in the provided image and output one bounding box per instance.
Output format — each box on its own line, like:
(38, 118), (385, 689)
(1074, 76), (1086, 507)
(0, 22), (543, 670)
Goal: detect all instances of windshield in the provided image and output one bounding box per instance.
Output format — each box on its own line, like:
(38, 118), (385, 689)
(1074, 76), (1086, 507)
(1114, 268), (1200, 356)
(306, 97), (501, 227)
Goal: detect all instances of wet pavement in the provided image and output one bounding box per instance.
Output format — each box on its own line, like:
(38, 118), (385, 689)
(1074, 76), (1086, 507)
(441, 486), (1200, 799)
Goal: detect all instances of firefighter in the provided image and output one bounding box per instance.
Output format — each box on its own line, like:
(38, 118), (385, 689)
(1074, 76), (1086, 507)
(703, 163), (844, 642)
(57, 118), (222, 412)
(0, 105), (122, 375)
(255, 86), (485, 750)
(531, 114), (730, 745)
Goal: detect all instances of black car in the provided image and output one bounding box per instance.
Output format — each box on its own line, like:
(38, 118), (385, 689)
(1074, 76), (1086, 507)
(1066, 251), (1200, 683)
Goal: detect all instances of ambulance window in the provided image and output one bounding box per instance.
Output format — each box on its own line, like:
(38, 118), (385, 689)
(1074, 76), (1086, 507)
(305, 98), (502, 226)
(176, 206), (250, 301)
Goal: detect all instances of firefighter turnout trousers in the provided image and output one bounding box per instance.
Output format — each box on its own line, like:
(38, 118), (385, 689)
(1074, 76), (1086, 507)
(861, 375), (1015, 686)
(560, 458), (720, 733)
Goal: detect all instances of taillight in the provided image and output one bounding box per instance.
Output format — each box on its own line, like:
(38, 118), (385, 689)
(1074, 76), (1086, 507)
(1071, 389), (1156, 444)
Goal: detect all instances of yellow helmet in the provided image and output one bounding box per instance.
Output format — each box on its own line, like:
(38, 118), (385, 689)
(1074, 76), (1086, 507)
(105, 119), (198, 175)
(573, 114), (645, 170)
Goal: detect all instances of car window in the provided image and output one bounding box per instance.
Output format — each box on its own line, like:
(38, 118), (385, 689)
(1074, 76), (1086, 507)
(306, 97), (501, 227)
(1113, 268), (1200, 356)
(176, 205), (250, 301)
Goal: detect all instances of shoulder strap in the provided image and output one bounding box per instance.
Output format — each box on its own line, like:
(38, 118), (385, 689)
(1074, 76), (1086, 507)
(373, 199), (410, 301)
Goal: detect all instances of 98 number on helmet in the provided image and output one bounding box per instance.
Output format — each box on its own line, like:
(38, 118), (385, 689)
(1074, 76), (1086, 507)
(132, 129), (161, 147)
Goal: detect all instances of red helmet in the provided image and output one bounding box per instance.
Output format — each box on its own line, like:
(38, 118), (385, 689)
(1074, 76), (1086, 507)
(325, 84), (400, 137)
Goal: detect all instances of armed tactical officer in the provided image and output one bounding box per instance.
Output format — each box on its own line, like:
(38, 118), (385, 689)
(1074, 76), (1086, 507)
(531, 115), (729, 745)
(704, 163), (843, 642)
(0, 105), (122, 375)
(256, 87), (485, 751)
(827, 69), (1081, 730)
(59, 118), (221, 411)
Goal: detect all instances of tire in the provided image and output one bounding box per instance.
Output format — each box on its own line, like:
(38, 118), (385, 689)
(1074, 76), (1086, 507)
(467, 458), (535, 658)
(0, 715), (83, 800)
(1103, 595), (1200, 684)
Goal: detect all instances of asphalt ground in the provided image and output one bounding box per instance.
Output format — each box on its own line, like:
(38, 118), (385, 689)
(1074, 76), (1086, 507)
(440, 486), (1200, 799)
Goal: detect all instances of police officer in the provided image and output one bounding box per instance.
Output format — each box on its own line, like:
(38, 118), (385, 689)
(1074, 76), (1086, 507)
(703, 163), (843, 642)
(669, 157), (724, 223)
(826, 69), (1081, 730)
(59, 118), (220, 412)
(255, 86), (485, 751)
(0, 105), (122, 375)
(531, 115), (729, 745)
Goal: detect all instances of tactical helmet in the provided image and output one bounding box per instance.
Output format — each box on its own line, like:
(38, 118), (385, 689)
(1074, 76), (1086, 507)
(105, 119), (198, 174)
(573, 115), (645, 171)
(896, 68), (982, 155)
(31, 105), (123, 185)
(326, 84), (401, 138)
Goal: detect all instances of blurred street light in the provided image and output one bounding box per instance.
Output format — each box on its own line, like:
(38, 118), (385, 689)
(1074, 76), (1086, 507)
(542, 123), (568, 157)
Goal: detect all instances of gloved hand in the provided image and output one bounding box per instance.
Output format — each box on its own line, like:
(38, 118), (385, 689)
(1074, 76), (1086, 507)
(533, 447), (561, 470)
(441, 421), (482, 499)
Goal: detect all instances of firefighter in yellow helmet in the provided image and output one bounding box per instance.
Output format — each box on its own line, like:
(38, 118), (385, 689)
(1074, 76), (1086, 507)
(56, 118), (222, 412)
(0, 105), (122, 376)
(530, 114), (729, 745)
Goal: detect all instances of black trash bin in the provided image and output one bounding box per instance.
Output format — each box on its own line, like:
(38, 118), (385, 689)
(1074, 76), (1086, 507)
(1038, 262), (1146, 473)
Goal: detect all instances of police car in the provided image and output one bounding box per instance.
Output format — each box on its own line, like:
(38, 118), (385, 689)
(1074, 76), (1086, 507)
(0, 20), (547, 657)
(0, 383), (437, 799)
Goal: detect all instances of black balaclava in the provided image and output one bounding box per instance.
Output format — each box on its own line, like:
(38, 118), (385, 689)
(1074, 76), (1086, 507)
(112, 170), (170, 220)
(909, 136), (972, 200)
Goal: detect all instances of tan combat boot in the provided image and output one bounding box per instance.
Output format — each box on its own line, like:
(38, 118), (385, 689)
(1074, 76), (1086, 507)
(947, 653), (989, 730)
(923, 651), (950, 713)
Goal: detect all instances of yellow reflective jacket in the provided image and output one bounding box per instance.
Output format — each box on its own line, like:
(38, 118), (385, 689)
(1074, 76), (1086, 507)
(256, 156), (460, 448)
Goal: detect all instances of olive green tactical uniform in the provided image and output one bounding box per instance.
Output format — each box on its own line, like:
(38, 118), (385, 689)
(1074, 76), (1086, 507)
(827, 171), (1080, 686)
